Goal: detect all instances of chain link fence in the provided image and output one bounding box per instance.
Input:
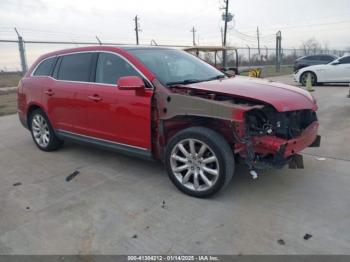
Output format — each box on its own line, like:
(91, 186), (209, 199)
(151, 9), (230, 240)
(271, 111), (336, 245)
(0, 39), (348, 75)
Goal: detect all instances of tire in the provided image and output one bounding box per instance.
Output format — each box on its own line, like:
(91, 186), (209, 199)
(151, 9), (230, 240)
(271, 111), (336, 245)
(300, 72), (317, 86)
(165, 127), (234, 198)
(29, 109), (63, 151)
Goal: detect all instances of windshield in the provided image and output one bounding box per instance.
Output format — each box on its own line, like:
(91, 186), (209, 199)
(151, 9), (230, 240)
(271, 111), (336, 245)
(128, 49), (226, 85)
(327, 58), (338, 64)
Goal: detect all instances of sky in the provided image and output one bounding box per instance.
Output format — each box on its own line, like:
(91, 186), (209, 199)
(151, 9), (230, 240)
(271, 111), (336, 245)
(0, 0), (350, 70)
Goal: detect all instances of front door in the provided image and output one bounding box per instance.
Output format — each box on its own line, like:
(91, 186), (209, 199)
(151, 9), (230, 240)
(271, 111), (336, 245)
(86, 52), (153, 150)
(326, 56), (350, 82)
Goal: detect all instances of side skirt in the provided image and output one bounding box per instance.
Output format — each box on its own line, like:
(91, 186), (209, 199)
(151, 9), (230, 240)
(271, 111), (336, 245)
(56, 130), (154, 161)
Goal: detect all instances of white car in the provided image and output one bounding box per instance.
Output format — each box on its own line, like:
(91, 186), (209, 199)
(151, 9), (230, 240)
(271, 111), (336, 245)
(294, 55), (350, 86)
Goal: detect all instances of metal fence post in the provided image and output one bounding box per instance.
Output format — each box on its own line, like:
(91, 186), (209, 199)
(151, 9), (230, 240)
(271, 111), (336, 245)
(246, 45), (251, 68)
(275, 31), (282, 72)
(264, 45), (268, 65)
(14, 28), (28, 75)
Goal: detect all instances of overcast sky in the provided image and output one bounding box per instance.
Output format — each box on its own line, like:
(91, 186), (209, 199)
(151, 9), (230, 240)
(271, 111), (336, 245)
(0, 0), (349, 70)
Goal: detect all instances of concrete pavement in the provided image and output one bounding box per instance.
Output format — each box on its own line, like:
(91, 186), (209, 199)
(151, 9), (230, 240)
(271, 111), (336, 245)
(0, 75), (349, 254)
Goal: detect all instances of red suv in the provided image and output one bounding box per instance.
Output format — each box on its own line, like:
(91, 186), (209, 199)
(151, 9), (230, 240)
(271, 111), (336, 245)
(17, 46), (320, 197)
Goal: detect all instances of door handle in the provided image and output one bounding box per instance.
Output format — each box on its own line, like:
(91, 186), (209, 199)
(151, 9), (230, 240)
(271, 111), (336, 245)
(88, 95), (102, 102)
(44, 89), (55, 96)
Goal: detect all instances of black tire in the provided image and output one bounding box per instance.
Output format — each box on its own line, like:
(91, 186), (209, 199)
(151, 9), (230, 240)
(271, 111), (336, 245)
(165, 127), (234, 198)
(29, 109), (64, 152)
(300, 72), (317, 86)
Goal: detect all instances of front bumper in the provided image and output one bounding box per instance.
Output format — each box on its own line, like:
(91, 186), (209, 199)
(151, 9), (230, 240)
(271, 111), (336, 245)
(252, 121), (319, 158)
(293, 73), (300, 83)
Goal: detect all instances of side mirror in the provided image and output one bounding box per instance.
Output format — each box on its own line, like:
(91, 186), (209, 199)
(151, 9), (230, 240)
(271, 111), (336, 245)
(117, 76), (145, 90)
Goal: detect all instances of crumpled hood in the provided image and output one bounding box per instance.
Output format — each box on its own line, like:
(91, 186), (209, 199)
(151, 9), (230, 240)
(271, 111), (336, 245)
(185, 76), (317, 112)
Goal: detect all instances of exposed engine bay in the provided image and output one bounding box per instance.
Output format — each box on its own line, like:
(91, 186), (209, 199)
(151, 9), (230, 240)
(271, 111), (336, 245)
(245, 107), (318, 140)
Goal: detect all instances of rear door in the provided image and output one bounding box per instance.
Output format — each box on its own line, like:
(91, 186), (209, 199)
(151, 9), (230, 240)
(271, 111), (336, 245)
(311, 55), (324, 66)
(43, 52), (94, 133)
(86, 52), (153, 150)
(30, 56), (57, 114)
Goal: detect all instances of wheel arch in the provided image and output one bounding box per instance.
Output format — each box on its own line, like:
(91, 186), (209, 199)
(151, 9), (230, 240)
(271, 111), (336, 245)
(26, 103), (46, 128)
(162, 115), (236, 149)
(300, 70), (318, 83)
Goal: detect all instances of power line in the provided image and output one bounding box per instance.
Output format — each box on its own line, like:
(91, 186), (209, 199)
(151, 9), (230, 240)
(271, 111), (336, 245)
(237, 19), (350, 35)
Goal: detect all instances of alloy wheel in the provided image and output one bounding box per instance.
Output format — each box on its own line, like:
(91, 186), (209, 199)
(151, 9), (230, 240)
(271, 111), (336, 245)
(31, 114), (50, 148)
(170, 139), (220, 192)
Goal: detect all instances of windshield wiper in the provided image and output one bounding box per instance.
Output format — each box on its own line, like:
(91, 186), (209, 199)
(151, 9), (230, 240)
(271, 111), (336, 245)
(205, 75), (227, 81)
(166, 79), (203, 86)
(166, 75), (227, 86)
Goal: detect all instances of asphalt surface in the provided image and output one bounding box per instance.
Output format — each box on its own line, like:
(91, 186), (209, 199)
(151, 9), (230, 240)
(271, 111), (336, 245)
(0, 75), (349, 255)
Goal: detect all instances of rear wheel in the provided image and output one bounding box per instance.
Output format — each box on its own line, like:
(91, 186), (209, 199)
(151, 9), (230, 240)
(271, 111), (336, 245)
(29, 109), (63, 151)
(300, 72), (317, 86)
(165, 127), (234, 198)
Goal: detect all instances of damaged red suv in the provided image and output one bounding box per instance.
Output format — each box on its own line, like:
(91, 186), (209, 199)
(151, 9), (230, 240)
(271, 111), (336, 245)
(17, 46), (320, 197)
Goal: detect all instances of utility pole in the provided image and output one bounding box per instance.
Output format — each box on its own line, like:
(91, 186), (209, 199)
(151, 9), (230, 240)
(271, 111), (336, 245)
(246, 44), (251, 68)
(257, 26), (261, 64)
(134, 15), (141, 45)
(222, 0), (229, 67)
(220, 27), (224, 46)
(14, 27), (28, 75)
(275, 31), (282, 72)
(190, 26), (197, 46)
(264, 45), (268, 63)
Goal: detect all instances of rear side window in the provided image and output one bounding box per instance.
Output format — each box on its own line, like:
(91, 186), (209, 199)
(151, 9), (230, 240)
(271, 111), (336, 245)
(33, 57), (55, 76)
(95, 53), (140, 85)
(57, 53), (93, 82)
(305, 56), (317, 60)
(321, 55), (334, 62)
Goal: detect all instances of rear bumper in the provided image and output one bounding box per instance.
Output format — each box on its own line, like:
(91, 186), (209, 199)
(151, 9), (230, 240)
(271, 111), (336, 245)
(252, 121), (320, 158)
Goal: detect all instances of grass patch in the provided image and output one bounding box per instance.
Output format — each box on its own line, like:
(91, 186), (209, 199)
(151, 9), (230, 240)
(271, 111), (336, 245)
(263, 65), (293, 77)
(0, 72), (22, 88)
(0, 92), (17, 116)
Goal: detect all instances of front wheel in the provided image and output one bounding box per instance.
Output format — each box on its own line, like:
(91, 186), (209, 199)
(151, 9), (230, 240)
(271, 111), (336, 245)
(165, 127), (234, 198)
(300, 72), (317, 86)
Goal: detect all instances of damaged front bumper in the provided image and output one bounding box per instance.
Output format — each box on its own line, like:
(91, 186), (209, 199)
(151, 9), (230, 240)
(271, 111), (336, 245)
(238, 121), (320, 170)
(252, 121), (319, 158)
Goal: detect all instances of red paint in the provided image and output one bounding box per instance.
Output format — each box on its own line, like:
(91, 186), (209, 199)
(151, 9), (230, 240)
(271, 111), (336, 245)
(86, 82), (152, 149)
(118, 76), (145, 90)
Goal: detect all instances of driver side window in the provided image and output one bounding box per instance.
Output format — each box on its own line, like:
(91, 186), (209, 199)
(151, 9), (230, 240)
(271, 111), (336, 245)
(95, 53), (140, 85)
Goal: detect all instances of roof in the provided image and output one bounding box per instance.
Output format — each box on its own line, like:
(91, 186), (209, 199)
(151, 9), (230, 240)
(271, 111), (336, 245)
(120, 45), (175, 51)
(183, 46), (237, 52)
(39, 45), (177, 58)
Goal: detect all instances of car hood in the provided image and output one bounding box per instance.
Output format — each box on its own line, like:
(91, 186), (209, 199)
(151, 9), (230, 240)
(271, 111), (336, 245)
(184, 76), (317, 112)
